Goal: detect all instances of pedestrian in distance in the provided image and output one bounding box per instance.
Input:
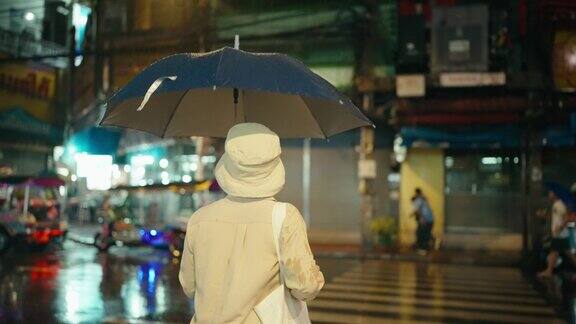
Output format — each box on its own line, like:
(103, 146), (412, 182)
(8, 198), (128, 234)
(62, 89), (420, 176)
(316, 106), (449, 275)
(411, 188), (434, 255)
(179, 123), (324, 323)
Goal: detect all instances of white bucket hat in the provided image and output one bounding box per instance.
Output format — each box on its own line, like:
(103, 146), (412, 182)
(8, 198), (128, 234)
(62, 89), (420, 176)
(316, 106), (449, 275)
(215, 123), (285, 198)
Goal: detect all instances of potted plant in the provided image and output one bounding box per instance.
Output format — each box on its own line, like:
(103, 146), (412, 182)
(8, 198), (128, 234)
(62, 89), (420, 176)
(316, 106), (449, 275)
(370, 216), (397, 249)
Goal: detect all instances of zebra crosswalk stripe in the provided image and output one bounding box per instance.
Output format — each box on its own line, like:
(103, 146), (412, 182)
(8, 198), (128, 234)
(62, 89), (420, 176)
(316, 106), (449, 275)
(310, 261), (561, 324)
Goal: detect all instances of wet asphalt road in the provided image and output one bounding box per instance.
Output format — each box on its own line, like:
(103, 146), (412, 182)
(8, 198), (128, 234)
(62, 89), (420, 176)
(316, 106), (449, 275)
(0, 240), (354, 323)
(0, 241), (193, 323)
(0, 240), (563, 323)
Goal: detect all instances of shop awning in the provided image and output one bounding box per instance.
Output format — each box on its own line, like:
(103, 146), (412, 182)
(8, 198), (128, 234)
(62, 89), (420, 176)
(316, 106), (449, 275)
(400, 125), (522, 149)
(66, 127), (121, 156)
(541, 126), (576, 147)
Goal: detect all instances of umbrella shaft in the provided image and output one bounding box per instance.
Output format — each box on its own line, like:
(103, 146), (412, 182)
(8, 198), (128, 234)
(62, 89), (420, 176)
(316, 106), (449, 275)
(233, 88), (245, 123)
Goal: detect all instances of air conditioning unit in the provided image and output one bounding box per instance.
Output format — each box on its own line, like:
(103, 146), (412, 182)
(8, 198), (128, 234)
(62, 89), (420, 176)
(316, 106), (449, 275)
(431, 4), (488, 73)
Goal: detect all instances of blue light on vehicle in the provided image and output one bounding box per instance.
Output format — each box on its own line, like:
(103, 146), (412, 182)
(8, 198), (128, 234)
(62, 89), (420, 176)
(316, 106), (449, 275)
(148, 268), (156, 283)
(150, 230), (157, 236)
(139, 229), (145, 236)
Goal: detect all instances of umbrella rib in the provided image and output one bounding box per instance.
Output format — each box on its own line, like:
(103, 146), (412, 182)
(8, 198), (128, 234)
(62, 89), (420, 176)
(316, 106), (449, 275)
(298, 96), (327, 139)
(214, 50), (225, 83)
(161, 89), (190, 138)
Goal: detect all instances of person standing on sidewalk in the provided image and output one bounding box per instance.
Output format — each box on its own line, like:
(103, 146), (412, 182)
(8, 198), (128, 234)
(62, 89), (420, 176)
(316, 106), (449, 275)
(412, 188), (434, 253)
(179, 123), (324, 323)
(538, 190), (575, 278)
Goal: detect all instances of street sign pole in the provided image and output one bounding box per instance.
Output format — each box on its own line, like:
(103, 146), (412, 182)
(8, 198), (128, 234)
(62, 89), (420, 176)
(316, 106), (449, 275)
(359, 93), (375, 256)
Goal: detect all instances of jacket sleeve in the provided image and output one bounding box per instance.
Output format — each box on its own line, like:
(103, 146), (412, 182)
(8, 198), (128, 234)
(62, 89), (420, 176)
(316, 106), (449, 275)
(280, 204), (325, 301)
(179, 221), (197, 298)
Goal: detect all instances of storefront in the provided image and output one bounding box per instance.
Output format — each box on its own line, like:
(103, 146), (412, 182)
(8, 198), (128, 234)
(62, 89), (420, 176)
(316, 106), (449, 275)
(398, 126), (525, 251)
(444, 151), (523, 250)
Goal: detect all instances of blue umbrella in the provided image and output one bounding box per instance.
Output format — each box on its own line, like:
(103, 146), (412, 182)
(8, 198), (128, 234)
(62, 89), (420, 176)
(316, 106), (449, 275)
(545, 182), (576, 212)
(100, 47), (373, 138)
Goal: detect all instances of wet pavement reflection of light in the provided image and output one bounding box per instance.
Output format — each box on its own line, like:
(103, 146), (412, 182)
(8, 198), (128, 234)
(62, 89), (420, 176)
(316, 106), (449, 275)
(0, 241), (193, 323)
(309, 259), (564, 323)
(0, 243), (565, 323)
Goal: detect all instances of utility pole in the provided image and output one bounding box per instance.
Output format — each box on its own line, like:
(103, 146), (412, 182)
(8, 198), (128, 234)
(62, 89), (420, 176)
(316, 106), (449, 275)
(65, 26), (76, 142)
(93, 0), (103, 98)
(359, 94), (376, 254)
(354, 1), (380, 255)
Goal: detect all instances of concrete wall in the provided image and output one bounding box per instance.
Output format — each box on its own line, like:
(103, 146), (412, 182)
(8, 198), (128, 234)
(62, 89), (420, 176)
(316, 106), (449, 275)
(0, 148), (47, 175)
(443, 233), (522, 251)
(399, 148), (445, 247)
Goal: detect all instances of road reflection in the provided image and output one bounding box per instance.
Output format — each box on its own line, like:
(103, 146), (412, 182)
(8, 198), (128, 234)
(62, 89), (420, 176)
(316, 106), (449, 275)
(0, 242), (193, 323)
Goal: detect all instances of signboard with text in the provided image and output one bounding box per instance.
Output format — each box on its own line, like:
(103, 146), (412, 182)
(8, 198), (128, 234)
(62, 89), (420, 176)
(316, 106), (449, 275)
(0, 63), (57, 123)
(396, 74), (425, 97)
(439, 72), (506, 87)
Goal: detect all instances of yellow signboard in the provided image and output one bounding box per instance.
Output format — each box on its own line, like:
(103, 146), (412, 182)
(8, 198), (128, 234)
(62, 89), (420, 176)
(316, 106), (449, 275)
(0, 63), (57, 123)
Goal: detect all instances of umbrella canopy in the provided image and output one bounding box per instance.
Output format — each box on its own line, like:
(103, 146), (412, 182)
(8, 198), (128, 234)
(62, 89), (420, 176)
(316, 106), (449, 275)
(100, 47), (373, 138)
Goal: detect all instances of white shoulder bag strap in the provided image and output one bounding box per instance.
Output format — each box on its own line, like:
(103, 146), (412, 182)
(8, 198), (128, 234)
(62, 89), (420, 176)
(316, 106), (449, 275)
(255, 202), (310, 324)
(272, 202), (287, 283)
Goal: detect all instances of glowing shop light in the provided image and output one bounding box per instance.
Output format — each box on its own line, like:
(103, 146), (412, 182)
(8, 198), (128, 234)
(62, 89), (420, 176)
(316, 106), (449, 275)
(75, 154), (113, 190)
(161, 171), (170, 185)
(57, 167), (69, 177)
(130, 155), (154, 165)
(24, 12), (35, 21)
(481, 157), (499, 165)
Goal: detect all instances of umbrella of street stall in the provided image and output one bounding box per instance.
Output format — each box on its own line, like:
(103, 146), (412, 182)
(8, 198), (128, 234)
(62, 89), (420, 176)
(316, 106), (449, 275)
(100, 43), (373, 139)
(0, 175), (65, 217)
